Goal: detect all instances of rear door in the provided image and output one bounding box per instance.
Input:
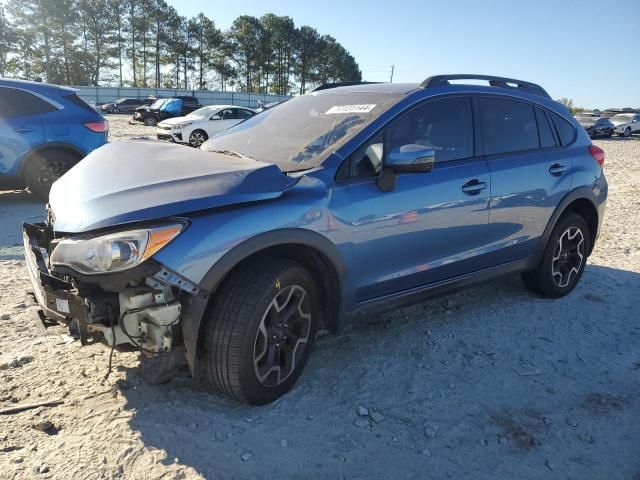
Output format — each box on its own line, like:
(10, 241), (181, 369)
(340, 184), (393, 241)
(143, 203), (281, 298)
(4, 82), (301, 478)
(0, 87), (48, 179)
(479, 96), (573, 262)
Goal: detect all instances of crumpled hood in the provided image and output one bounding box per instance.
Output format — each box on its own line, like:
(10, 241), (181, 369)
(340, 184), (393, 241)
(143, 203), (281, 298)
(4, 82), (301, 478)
(610, 119), (629, 127)
(49, 140), (287, 233)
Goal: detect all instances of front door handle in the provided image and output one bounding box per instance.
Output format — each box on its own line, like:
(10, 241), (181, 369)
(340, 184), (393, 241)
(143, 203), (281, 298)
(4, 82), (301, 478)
(14, 127), (36, 134)
(461, 179), (488, 195)
(549, 163), (567, 176)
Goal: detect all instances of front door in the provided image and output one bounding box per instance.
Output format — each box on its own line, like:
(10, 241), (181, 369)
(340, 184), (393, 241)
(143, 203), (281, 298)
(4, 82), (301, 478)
(329, 95), (492, 302)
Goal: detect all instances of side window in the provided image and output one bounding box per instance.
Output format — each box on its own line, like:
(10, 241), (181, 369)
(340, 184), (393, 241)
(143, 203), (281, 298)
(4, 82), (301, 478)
(550, 112), (576, 146)
(535, 108), (557, 148)
(237, 109), (254, 119)
(349, 96), (474, 178)
(479, 97), (538, 155)
(0, 87), (58, 117)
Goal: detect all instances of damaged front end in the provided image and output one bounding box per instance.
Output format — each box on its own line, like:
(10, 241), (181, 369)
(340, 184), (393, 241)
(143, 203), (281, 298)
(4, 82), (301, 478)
(23, 220), (199, 368)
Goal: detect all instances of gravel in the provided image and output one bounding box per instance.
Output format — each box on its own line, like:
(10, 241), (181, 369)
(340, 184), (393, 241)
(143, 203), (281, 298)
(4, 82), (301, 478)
(0, 136), (639, 479)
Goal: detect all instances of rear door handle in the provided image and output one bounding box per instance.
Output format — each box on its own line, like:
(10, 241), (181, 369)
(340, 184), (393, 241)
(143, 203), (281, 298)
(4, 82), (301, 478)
(14, 127), (36, 134)
(461, 179), (488, 195)
(549, 163), (567, 176)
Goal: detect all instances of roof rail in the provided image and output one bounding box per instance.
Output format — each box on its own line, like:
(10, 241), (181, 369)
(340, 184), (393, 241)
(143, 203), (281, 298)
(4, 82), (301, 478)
(420, 74), (551, 99)
(311, 81), (381, 92)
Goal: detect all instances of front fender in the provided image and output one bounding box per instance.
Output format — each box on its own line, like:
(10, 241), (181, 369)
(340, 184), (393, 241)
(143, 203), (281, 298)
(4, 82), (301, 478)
(178, 228), (346, 373)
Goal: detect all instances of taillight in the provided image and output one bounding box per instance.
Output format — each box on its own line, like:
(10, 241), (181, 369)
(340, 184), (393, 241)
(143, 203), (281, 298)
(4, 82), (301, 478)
(84, 120), (109, 133)
(589, 145), (605, 166)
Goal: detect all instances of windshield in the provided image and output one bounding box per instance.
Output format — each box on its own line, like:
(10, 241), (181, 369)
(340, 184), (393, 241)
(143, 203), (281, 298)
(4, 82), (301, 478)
(150, 99), (166, 109)
(201, 92), (402, 171)
(187, 106), (219, 119)
(115, 98), (127, 104)
(610, 114), (634, 122)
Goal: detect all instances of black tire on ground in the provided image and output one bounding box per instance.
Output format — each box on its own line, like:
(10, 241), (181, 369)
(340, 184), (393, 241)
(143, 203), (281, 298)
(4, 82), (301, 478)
(111, 107), (120, 114)
(24, 150), (79, 201)
(521, 212), (591, 298)
(623, 127), (631, 138)
(144, 116), (157, 126)
(199, 257), (319, 405)
(188, 129), (208, 147)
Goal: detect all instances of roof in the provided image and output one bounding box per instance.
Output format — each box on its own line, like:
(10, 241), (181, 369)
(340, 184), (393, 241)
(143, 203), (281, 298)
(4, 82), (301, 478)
(0, 78), (76, 95)
(311, 82), (420, 95)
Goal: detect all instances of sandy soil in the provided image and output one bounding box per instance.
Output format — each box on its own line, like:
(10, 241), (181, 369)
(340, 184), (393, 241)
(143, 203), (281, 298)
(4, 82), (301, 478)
(0, 125), (639, 479)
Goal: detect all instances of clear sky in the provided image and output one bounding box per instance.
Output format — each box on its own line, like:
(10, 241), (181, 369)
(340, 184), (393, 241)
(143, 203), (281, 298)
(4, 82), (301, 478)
(167, 0), (639, 108)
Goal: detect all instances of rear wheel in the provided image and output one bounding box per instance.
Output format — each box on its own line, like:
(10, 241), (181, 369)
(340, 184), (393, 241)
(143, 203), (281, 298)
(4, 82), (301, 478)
(200, 258), (319, 405)
(188, 129), (208, 147)
(24, 150), (79, 201)
(144, 116), (157, 126)
(522, 212), (590, 298)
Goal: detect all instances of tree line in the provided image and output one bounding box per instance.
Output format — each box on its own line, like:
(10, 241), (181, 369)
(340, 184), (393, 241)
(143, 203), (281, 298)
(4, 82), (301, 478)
(0, 1), (362, 95)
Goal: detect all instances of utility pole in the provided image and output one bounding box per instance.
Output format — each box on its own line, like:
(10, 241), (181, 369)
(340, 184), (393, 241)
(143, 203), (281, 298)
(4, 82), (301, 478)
(390, 65), (395, 83)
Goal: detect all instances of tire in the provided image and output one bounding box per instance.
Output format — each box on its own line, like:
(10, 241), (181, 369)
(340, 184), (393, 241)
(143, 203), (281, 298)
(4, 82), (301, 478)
(188, 129), (208, 148)
(111, 107), (120, 114)
(200, 257), (319, 405)
(521, 212), (591, 298)
(24, 150), (79, 201)
(623, 127), (632, 138)
(144, 116), (157, 126)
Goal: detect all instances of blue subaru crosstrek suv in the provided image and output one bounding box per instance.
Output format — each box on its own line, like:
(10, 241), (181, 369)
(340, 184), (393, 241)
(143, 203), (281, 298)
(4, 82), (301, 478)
(0, 78), (108, 200)
(23, 75), (607, 404)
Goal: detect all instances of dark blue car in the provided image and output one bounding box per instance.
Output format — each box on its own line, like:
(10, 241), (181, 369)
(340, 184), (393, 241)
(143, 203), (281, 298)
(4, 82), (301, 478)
(23, 74), (607, 404)
(0, 78), (108, 200)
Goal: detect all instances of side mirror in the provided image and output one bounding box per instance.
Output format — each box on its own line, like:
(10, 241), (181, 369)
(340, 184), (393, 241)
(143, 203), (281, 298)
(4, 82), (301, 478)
(385, 144), (435, 173)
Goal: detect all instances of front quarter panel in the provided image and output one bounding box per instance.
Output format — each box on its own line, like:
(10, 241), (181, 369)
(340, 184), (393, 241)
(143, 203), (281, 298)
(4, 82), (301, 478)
(152, 175), (332, 286)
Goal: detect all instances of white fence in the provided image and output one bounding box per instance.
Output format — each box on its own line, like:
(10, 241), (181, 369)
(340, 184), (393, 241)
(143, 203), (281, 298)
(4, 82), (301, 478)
(72, 86), (291, 109)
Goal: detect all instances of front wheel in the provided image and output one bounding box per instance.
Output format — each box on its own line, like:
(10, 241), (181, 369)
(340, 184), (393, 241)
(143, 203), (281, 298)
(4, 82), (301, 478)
(144, 116), (157, 126)
(188, 129), (208, 147)
(522, 212), (591, 298)
(111, 107), (120, 114)
(24, 150), (78, 201)
(623, 127), (632, 138)
(199, 258), (319, 405)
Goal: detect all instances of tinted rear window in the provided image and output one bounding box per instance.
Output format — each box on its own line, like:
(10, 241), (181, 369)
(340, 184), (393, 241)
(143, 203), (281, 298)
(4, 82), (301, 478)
(0, 87), (58, 117)
(535, 108), (556, 148)
(64, 93), (97, 113)
(479, 97), (538, 155)
(550, 112), (576, 146)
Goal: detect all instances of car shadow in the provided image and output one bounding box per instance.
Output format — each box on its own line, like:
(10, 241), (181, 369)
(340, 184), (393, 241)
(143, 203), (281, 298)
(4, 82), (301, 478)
(117, 263), (640, 479)
(0, 190), (44, 260)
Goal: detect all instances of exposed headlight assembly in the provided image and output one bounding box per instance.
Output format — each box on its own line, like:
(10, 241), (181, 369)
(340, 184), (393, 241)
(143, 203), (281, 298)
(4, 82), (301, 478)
(50, 224), (184, 274)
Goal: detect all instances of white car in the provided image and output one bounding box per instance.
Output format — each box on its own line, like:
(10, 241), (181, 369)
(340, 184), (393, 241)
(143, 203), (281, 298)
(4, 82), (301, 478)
(156, 105), (256, 147)
(609, 113), (640, 138)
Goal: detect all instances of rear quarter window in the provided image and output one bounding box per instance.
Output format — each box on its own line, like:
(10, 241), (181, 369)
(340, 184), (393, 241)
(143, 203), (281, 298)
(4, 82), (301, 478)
(535, 108), (557, 148)
(550, 112), (576, 146)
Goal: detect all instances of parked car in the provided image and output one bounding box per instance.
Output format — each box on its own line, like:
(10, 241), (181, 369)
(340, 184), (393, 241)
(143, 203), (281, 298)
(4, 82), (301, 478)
(100, 98), (144, 114)
(133, 96), (201, 126)
(0, 78), (108, 200)
(156, 105), (256, 147)
(609, 113), (640, 137)
(575, 114), (614, 138)
(23, 74), (607, 405)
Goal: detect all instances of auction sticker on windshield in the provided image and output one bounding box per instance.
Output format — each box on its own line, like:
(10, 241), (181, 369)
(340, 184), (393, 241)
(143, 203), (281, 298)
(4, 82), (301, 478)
(325, 104), (376, 114)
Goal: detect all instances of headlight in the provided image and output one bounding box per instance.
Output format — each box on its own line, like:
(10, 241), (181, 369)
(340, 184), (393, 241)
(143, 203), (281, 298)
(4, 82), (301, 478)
(50, 224), (184, 274)
(172, 122), (192, 130)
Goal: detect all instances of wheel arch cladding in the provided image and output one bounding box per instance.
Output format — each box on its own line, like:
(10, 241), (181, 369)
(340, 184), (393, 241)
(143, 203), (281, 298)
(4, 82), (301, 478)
(180, 229), (346, 374)
(538, 187), (600, 260)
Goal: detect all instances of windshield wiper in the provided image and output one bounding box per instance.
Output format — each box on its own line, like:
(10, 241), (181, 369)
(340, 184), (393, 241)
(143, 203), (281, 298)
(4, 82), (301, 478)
(208, 149), (256, 161)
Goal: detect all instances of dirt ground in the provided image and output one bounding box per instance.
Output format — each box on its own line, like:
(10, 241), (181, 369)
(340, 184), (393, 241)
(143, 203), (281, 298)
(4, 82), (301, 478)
(0, 118), (639, 479)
